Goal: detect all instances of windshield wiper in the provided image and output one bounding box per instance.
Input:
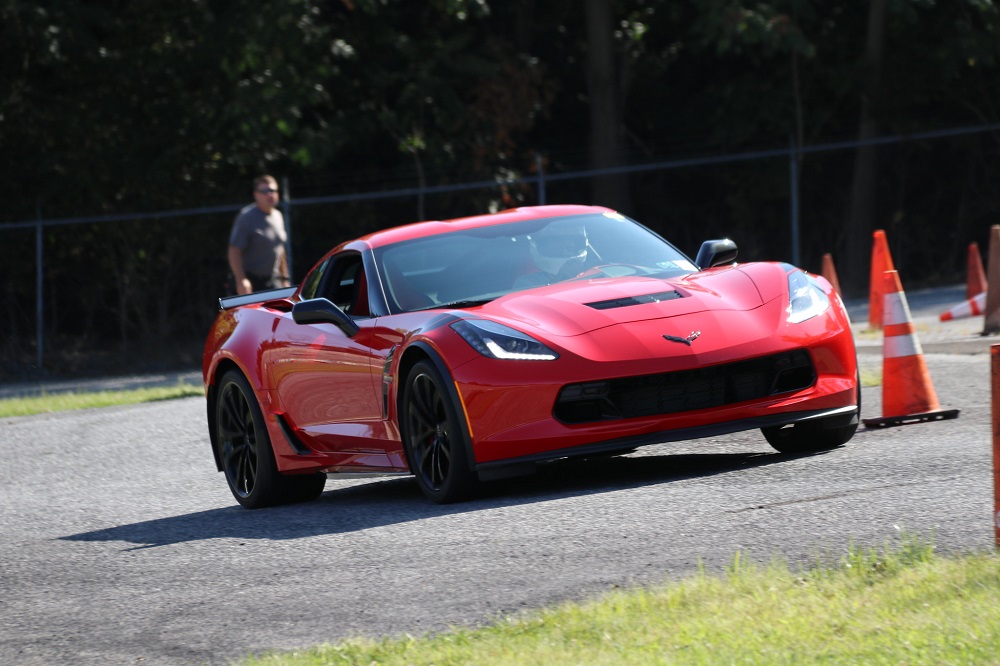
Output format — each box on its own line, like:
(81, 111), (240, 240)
(437, 298), (494, 309)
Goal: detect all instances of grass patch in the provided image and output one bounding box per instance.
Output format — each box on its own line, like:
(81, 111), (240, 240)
(240, 537), (1000, 665)
(0, 384), (203, 417)
(859, 366), (882, 387)
(853, 327), (881, 340)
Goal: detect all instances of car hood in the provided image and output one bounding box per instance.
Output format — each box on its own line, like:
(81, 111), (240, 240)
(481, 263), (787, 338)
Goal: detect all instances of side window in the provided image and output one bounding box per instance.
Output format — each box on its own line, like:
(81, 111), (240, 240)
(320, 253), (371, 318)
(299, 258), (330, 300)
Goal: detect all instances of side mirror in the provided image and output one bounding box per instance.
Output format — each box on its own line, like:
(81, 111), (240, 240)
(291, 298), (360, 337)
(695, 239), (738, 269)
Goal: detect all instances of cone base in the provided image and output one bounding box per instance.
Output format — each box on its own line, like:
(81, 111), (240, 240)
(862, 407), (960, 429)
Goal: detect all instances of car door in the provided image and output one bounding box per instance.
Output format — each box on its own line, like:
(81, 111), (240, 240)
(266, 252), (390, 464)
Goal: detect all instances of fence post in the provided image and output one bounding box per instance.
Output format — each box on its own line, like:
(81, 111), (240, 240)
(35, 207), (44, 370)
(993, 345), (1000, 548)
(788, 134), (801, 267)
(282, 176), (293, 279)
(536, 153), (547, 205)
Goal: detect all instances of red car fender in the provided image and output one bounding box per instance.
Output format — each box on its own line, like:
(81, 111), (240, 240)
(389, 336), (479, 475)
(203, 308), (292, 471)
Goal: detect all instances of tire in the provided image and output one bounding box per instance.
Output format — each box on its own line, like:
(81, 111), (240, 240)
(762, 374), (861, 454)
(215, 369), (325, 508)
(401, 360), (477, 503)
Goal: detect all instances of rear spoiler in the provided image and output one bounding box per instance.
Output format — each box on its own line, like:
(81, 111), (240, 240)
(218, 286), (297, 311)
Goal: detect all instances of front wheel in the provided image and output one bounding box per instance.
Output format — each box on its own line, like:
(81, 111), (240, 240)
(215, 369), (325, 508)
(761, 415), (858, 454)
(401, 360), (477, 503)
(763, 376), (861, 454)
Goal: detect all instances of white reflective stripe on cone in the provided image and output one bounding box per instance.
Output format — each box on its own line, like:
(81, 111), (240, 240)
(885, 333), (923, 359)
(883, 291), (912, 327)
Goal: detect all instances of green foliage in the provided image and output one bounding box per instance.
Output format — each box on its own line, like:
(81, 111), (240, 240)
(3, 0), (1000, 376)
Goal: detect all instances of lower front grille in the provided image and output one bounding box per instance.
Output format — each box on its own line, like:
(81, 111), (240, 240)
(555, 350), (815, 424)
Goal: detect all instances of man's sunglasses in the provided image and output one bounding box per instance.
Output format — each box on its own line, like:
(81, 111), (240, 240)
(257, 187), (278, 194)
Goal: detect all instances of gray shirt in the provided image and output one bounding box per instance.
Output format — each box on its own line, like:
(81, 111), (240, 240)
(229, 204), (287, 277)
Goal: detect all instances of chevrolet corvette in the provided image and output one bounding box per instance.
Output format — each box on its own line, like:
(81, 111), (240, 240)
(203, 204), (859, 508)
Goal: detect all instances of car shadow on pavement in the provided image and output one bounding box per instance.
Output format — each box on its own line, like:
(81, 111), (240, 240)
(61, 448), (828, 551)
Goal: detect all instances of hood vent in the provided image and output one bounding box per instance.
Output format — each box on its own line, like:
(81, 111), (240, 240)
(585, 290), (683, 311)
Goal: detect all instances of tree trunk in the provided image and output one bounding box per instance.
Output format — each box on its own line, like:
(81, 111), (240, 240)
(583, 0), (632, 213)
(843, 0), (888, 297)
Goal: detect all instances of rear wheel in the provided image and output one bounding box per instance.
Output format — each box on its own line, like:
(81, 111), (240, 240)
(215, 369), (325, 508)
(402, 360), (477, 503)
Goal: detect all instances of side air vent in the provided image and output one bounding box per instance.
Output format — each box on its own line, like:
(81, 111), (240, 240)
(586, 290), (683, 310)
(274, 414), (313, 455)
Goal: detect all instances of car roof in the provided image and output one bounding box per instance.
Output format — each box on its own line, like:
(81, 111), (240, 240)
(354, 204), (615, 250)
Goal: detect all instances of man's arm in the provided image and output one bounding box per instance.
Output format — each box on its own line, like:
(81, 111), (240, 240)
(277, 247), (291, 287)
(227, 246), (253, 295)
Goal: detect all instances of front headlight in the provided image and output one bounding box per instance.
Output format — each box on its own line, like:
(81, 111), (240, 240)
(451, 320), (559, 360)
(786, 270), (830, 323)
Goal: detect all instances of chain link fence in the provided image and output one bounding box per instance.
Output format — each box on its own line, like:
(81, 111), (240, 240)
(3, 123), (999, 379)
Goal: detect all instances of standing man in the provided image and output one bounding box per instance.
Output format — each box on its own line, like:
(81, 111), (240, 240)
(228, 174), (291, 294)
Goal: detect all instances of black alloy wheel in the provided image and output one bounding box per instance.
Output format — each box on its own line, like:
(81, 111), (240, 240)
(402, 360), (476, 503)
(217, 374), (260, 503)
(762, 370), (861, 454)
(215, 369), (325, 508)
(761, 414), (858, 454)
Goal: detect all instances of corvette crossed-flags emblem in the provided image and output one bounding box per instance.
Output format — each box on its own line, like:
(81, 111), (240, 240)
(663, 331), (701, 346)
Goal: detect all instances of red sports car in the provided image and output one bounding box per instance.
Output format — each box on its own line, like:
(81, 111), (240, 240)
(204, 205), (859, 508)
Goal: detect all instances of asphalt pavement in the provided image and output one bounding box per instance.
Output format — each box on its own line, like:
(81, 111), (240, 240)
(1, 282), (996, 666)
(0, 283), (996, 401)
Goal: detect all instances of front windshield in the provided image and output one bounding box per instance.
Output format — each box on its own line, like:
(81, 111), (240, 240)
(375, 211), (698, 313)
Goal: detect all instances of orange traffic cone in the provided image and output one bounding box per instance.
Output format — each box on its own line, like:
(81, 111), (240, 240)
(984, 225), (1000, 336)
(821, 253), (842, 298)
(868, 230), (895, 331)
(863, 270), (960, 428)
(966, 241), (988, 300)
(940, 291), (986, 322)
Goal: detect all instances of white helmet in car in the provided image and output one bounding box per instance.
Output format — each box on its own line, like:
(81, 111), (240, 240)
(529, 222), (589, 277)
